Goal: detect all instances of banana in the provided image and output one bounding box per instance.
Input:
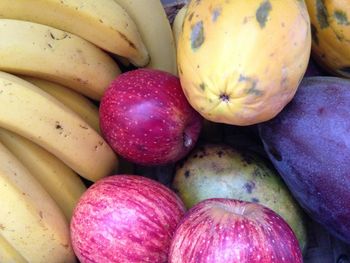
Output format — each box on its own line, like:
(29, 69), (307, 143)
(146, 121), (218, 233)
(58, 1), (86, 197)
(172, 4), (188, 48)
(0, 0), (149, 67)
(0, 141), (76, 262)
(0, 234), (27, 263)
(114, 0), (177, 74)
(0, 71), (118, 182)
(0, 19), (120, 100)
(21, 76), (100, 133)
(0, 128), (87, 220)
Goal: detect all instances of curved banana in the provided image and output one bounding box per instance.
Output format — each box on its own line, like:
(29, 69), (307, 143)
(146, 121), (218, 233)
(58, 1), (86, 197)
(0, 19), (120, 100)
(172, 4), (188, 48)
(21, 76), (100, 133)
(0, 234), (27, 263)
(0, 0), (149, 67)
(0, 141), (76, 263)
(114, 0), (177, 74)
(0, 128), (87, 220)
(0, 71), (118, 182)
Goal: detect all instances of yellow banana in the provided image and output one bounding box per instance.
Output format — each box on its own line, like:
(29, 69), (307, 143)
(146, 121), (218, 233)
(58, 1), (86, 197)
(0, 0), (149, 67)
(0, 234), (27, 263)
(21, 76), (100, 133)
(0, 141), (76, 263)
(0, 71), (118, 182)
(0, 19), (120, 100)
(0, 128), (87, 220)
(114, 0), (177, 74)
(172, 4), (188, 48)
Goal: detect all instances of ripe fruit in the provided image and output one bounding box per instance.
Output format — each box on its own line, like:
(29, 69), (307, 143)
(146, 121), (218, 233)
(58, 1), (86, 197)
(71, 175), (186, 263)
(305, 0), (350, 78)
(172, 144), (308, 252)
(259, 77), (350, 244)
(169, 198), (302, 263)
(100, 69), (202, 166)
(177, 0), (311, 125)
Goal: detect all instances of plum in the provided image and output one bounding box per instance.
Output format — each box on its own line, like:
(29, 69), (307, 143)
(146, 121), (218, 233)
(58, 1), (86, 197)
(259, 77), (350, 244)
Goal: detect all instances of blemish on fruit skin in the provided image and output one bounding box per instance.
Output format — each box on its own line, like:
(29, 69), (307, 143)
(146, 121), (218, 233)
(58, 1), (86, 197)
(334, 10), (350, 25)
(244, 181), (256, 194)
(316, 0), (329, 28)
(256, 0), (272, 28)
(251, 198), (260, 203)
(188, 12), (194, 22)
(117, 31), (136, 49)
(184, 170), (191, 178)
(239, 75), (262, 96)
(212, 7), (221, 22)
(199, 83), (206, 91)
(191, 21), (204, 50)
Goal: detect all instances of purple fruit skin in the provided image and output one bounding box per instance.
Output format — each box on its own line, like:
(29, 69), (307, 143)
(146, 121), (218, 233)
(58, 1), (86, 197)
(258, 77), (350, 244)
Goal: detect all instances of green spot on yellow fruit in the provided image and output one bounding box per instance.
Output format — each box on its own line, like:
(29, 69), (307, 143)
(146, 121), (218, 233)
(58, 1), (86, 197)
(191, 21), (204, 50)
(199, 83), (206, 91)
(316, 0), (329, 28)
(334, 10), (350, 25)
(256, 0), (272, 28)
(212, 7), (221, 22)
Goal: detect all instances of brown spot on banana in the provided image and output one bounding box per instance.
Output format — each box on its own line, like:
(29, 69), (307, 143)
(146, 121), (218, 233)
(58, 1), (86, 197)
(117, 31), (136, 49)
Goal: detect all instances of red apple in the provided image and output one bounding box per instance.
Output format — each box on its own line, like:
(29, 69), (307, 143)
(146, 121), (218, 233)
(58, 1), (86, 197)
(99, 68), (202, 166)
(70, 175), (186, 263)
(169, 198), (302, 263)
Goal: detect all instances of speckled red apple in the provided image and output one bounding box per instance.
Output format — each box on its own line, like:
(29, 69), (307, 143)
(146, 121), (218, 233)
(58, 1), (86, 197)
(169, 198), (302, 263)
(99, 69), (203, 166)
(70, 175), (186, 263)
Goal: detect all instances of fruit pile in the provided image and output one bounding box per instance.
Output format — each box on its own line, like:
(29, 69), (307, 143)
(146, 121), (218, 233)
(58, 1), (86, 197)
(0, 0), (349, 262)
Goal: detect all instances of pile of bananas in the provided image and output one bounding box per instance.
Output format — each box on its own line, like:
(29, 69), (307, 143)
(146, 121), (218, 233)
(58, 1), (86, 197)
(0, 0), (176, 262)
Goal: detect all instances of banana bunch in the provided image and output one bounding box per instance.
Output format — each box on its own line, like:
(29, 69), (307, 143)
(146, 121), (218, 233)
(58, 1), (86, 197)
(0, 0), (176, 261)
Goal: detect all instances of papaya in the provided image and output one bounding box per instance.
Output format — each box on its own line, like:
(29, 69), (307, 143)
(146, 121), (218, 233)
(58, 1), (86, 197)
(177, 0), (311, 126)
(259, 77), (350, 244)
(172, 144), (308, 252)
(305, 0), (350, 78)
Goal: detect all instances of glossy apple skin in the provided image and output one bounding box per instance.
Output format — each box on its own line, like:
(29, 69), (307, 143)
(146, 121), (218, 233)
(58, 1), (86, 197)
(70, 175), (186, 263)
(169, 198), (302, 263)
(99, 69), (202, 166)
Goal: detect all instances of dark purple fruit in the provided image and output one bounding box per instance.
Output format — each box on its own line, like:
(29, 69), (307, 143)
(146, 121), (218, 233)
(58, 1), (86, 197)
(259, 77), (350, 244)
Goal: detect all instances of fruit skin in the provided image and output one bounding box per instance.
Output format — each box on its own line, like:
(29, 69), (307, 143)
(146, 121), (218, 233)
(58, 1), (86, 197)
(114, 0), (177, 74)
(0, 128), (87, 220)
(0, 72), (118, 182)
(169, 198), (302, 263)
(100, 68), (203, 166)
(259, 77), (350, 244)
(305, 0), (350, 78)
(0, 141), (76, 263)
(172, 4), (188, 48)
(0, 0), (149, 66)
(21, 76), (100, 133)
(172, 144), (308, 252)
(0, 19), (120, 100)
(304, 58), (326, 77)
(71, 175), (186, 263)
(177, 0), (311, 126)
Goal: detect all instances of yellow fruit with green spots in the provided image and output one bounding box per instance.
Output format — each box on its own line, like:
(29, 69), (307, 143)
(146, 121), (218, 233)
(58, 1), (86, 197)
(306, 0), (350, 77)
(177, 0), (311, 126)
